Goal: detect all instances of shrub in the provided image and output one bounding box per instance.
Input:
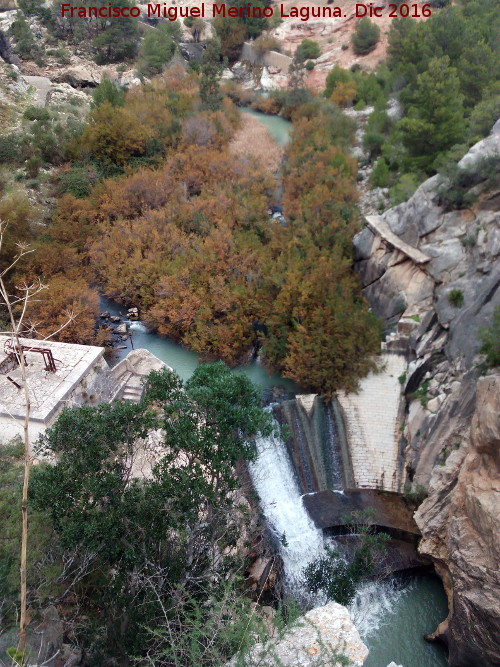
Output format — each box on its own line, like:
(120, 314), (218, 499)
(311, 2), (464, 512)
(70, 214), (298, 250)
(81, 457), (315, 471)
(409, 379), (430, 408)
(92, 76), (125, 108)
(9, 12), (44, 62)
(437, 155), (500, 210)
(137, 21), (180, 77)
(253, 33), (281, 56)
(448, 289), (464, 308)
(58, 166), (97, 198)
(370, 157), (390, 187)
(304, 509), (390, 605)
(0, 134), (21, 163)
(363, 130), (385, 159)
(54, 47), (70, 64)
(403, 483), (428, 506)
(324, 65), (352, 98)
(478, 306), (500, 367)
(295, 38), (321, 62)
(389, 172), (421, 205)
(468, 95), (500, 142)
(23, 105), (50, 121)
(25, 155), (42, 177)
(352, 18), (380, 55)
(305, 60), (315, 71)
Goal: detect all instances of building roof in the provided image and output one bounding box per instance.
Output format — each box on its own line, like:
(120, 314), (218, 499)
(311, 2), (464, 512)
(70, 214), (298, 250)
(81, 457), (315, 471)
(0, 337), (104, 425)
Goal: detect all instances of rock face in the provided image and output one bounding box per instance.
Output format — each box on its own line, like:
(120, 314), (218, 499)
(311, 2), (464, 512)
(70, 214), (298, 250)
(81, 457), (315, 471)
(226, 602), (368, 666)
(414, 376), (500, 666)
(353, 122), (500, 666)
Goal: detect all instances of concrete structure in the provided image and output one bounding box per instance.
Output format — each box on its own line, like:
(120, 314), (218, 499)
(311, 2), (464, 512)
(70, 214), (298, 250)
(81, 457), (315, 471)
(303, 489), (420, 538)
(111, 348), (169, 404)
(240, 41), (292, 71)
(0, 337), (167, 445)
(337, 351), (407, 492)
(0, 337), (113, 444)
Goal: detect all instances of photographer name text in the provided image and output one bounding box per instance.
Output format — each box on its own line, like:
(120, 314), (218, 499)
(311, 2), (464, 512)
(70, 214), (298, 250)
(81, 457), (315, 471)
(61, 3), (433, 20)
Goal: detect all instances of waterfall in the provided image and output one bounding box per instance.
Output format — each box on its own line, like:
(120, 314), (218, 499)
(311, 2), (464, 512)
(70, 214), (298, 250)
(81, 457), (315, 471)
(249, 413), (326, 594)
(349, 579), (411, 639)
(128, 321), (147, 333)
(323, 400), (344, 490)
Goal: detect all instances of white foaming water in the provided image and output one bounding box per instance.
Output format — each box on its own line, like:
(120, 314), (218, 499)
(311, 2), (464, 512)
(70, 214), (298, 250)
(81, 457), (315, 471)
(128, 321), (148, 333)
(349, 578), (412, 639)
(249, 415), (326, 593)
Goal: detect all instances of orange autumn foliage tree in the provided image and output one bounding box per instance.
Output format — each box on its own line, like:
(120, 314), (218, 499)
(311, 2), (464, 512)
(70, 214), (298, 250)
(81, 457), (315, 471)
(85, 146), (274, 363)
(24, 275), (99, 344)
(262, 104), (381, 394)
(79, 102), (150, 168)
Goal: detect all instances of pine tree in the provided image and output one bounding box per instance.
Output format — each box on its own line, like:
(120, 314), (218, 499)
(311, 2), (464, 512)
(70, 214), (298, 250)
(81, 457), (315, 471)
(352, 18), (380, 56)
(398, 56), (466, 172)
(199, 39), (223, 111)
(92, 0), (139, 64)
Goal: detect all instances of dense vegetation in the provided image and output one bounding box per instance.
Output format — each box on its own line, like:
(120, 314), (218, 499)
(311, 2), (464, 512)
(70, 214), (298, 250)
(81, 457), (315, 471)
(13, 0), (140, 64)
(3, 67), (380, 396)
(1, 366), (283, 664)
(325, 0), (499, 200)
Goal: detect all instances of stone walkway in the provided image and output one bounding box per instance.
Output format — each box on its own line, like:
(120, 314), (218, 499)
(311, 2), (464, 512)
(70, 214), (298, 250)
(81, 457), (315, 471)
(24, 75), (52, 107)
(365, 215), (431, 265)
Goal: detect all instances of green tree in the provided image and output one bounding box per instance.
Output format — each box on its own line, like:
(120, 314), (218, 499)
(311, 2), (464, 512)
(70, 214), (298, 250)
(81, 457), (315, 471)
(200, 38), (224, 111)
(352, 18), (380, 56)
(227, 0), (272, 38)
(397, 56), (466, 172)
(468, 93), (500, 141)
(9, 12), (44, 63)
(478, 306), (500, 367)
(91, 75), (125, 108)
(295, 38), (321, 62)
(30, 364), (272, 658)
(370, 157), (390, 187)
(92, 0), (139, 64)
(458, 41), (498, 109)
(137, 21), (181, 77)
(214, 15), (246, 62)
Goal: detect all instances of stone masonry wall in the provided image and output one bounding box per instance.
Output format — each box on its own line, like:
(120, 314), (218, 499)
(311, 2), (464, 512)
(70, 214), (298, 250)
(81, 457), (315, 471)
(337, 352), (407, 491)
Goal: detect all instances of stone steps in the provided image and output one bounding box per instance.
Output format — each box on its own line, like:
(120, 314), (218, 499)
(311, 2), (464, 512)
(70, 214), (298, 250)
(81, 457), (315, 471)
(122, 386), (143, 403)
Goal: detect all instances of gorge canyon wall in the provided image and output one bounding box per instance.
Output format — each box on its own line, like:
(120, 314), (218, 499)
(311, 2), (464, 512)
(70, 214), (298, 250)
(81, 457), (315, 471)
(353, 122), (500, 665)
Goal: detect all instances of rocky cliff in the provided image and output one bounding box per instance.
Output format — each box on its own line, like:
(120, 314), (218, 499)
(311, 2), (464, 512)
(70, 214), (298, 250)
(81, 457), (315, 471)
(353, 122), (500, 665)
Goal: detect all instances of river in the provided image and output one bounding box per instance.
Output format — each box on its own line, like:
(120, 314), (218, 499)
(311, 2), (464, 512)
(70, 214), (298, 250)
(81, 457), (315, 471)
(241, 108), (292, 147)
(100, 110), (448, 666)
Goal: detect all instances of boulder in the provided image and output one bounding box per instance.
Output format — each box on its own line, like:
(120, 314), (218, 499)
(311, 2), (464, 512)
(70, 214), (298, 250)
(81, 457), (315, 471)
(225, 602), (368, 666)
(0, 606), (64, 667)
(54, 64), (102, 87)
